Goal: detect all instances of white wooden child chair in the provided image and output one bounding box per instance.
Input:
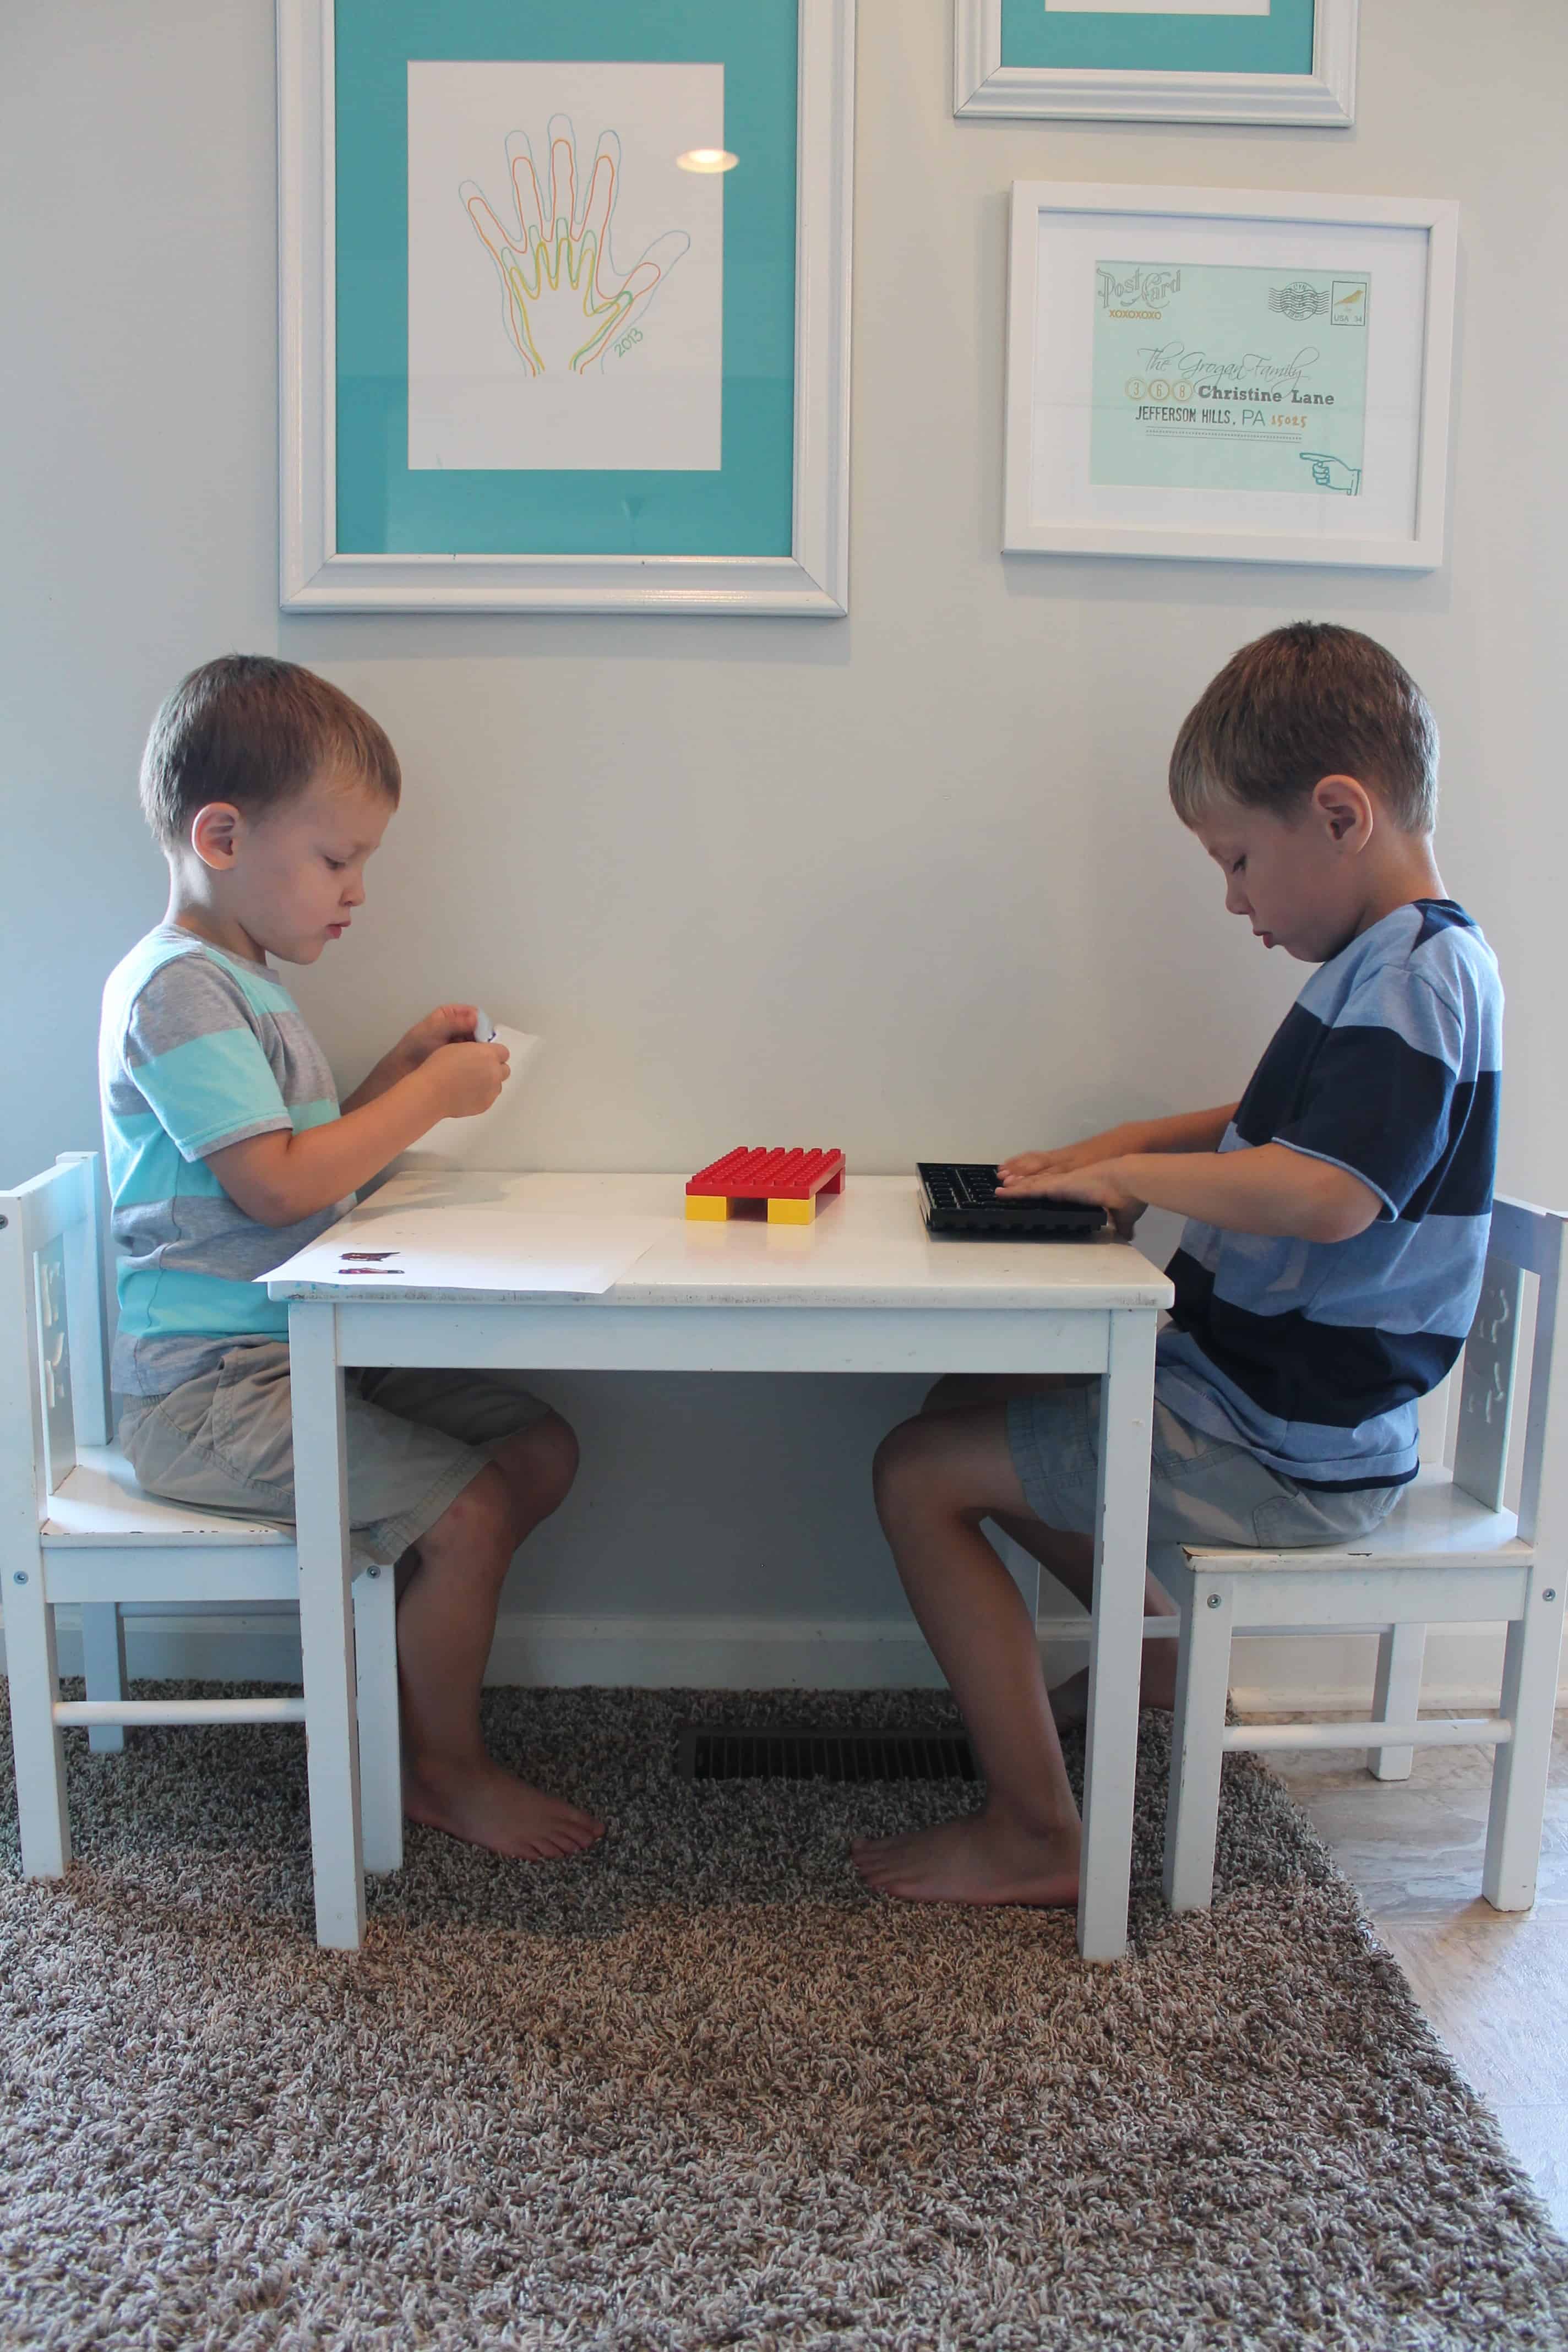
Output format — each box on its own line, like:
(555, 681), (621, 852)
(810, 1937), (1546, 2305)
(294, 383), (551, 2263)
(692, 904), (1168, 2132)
(1, 1153), (403, 1881)
(1162, 1196), (1568, 1914)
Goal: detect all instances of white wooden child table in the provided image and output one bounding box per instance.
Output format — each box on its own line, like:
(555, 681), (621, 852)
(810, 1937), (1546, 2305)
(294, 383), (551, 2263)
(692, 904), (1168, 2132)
(267, 1172), (1173, 1959)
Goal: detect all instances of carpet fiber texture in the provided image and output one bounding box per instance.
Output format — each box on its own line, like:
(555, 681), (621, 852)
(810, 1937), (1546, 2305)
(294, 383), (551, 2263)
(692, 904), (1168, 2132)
(2, 1684), (1566, 2351)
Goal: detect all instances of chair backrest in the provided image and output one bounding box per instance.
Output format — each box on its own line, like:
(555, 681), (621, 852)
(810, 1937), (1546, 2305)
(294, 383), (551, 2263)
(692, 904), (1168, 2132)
(0, 1154), (111, 1521)
(1453, 1198), (1568, 1551)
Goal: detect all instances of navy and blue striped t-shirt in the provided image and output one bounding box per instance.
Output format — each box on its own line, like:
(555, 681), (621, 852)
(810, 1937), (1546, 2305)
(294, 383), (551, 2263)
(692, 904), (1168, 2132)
(1155, 900), (1502, 1490)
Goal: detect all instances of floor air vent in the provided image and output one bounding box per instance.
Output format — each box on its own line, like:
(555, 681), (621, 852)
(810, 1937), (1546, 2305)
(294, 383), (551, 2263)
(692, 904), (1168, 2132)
(678, 1724), (977, 1784)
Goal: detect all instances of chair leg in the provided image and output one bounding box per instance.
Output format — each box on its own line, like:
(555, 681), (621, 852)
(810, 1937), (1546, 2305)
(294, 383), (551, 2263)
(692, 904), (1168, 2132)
(1482, 1576), (1567, 1911)
(354, 1563), (404, 1875)
(1370, 1621), (1426, 1782)
(79, 1603), (128, 1755)
(1163, 1576), (1234, 1913)
(6, 1555), (71, 1875)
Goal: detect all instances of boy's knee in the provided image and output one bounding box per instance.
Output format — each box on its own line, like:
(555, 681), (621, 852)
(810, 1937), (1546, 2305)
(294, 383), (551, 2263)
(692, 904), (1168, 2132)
(522, 1409), (579, 1506)
(491, 1409), (579, 1522)
(435, 1462), (515, 1550)
(454, 1467), (510, 1543)
(873, 1415), (944, 1518)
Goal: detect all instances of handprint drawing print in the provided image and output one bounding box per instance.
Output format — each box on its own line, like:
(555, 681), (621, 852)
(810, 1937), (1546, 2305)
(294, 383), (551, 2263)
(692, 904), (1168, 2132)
(408, 62), (724, 473)
(461, 118), (691, 380)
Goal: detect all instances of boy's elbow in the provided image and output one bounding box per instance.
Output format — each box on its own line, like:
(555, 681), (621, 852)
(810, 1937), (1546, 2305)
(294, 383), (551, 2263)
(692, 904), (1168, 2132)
(1308, 1207), (1366, 1245)
(211, 1164), (303, 1228)
(1308, 1178), (1382, 1244)
(255, 1190), (306, 1229)
(206, 1135), (311, 1228)
(227, 1178), (299, 1228)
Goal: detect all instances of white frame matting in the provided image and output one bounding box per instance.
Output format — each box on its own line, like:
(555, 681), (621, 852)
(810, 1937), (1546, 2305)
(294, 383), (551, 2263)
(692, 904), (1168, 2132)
(277, 0), (855, 615)
(1004, 183), (1458, 572)
(955, 0), (1358, 126)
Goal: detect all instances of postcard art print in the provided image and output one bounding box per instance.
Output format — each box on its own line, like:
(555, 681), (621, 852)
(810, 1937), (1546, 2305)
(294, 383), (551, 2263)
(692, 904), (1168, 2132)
(1090, 260), (1369, 497)
(407, 60), (725, 473)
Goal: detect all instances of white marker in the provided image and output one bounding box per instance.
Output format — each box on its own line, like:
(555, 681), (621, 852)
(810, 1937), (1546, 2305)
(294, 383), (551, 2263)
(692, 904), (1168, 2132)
(472, 1008), (498, 1043)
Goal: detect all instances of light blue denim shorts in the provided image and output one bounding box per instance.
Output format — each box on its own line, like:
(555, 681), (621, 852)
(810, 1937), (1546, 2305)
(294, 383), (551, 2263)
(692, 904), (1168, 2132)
(1006, 1378), (1402, 1551)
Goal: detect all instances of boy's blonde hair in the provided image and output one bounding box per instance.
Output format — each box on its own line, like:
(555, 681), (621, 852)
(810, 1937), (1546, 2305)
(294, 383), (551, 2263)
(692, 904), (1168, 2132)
(1169, 622), (1439, 835)
(139, 654), (401, 850)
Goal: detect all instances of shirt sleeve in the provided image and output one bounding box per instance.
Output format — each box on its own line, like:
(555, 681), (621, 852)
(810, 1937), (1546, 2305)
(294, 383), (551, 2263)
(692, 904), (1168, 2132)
(123, 955), (293, 1162)
(1270, 970), (1462, 1222)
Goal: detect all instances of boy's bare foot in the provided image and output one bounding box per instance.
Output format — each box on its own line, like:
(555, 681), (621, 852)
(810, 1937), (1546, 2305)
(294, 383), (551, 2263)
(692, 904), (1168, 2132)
(851, 1811), (1081, 1907)
(1049, 1641), (1180, 1732)
(402, 1755), (604, 1861)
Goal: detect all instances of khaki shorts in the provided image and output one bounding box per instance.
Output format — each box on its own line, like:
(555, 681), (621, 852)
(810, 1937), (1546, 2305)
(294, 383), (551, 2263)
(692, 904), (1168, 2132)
(1006, 1378), (1403, 1553)
(118, 1340), (553, 1567)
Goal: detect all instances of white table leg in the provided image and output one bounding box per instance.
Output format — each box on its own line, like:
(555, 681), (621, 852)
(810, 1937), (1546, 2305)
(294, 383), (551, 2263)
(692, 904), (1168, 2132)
(289, 1302), (365, 1950)
(354, 1561), (404, 1875)
(1078, 1309), (1157, 1962)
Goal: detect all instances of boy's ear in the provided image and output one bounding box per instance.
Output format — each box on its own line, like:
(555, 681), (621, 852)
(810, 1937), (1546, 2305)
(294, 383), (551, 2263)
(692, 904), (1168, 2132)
(1311, 774), (1375, 851)
(189, 802), (244, 871)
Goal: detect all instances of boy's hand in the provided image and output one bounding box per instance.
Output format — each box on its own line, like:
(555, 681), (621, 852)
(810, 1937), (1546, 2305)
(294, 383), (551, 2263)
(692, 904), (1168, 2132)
(418, 1039), (511, 1121)
(998, 1157), (1147, 1240)
(998, 1124), (1146, 1186)
(391, 1005), (489, 1077)
(1000, 1142), (1379, 1248)
(339, 1008), (497, 1119)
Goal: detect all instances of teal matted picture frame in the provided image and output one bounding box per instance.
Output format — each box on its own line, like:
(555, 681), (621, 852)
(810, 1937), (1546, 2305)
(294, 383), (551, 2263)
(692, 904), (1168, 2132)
(279, 1), (854, 613)
(955, 0), (1357, 126)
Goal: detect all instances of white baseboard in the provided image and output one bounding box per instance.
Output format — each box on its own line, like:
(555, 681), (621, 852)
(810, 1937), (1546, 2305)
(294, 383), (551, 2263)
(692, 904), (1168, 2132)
(8, 1605), (1565, 1712)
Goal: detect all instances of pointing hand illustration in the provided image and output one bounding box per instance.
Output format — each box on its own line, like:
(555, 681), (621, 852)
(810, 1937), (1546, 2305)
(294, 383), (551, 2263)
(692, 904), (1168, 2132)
(462, 116), (690, 377)
(1301, 452), (1363, 496)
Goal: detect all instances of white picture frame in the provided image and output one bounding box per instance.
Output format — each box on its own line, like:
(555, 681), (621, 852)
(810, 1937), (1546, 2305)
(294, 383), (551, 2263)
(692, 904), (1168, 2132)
(955, 0), (1357, 125)
(277, 0), (855, 616)
(1004, 183), (1458, 572)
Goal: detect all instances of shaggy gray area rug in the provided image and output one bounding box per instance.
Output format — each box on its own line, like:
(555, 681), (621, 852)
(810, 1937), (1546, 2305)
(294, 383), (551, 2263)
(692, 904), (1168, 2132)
(2, 1685), (1566, 2352)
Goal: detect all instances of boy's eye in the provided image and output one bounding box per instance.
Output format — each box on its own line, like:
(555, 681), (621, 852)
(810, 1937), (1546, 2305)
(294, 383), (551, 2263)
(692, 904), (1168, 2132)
(324, 856), (346, 873)
(1231, 857), (1246, 875)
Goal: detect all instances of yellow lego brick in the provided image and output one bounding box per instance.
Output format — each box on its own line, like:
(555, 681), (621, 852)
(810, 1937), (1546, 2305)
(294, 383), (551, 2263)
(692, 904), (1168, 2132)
(685, 1194), (731, 1221)
(767, 1196), (816, 1225)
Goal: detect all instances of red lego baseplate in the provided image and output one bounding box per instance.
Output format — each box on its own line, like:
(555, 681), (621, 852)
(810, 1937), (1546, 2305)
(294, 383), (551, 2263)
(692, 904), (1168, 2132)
(687, 1147), (846, 1201)
(687, 1147), (846, 1202)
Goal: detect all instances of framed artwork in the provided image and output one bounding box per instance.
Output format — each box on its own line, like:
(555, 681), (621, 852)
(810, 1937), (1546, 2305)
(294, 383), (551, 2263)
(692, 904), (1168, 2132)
(1004, 184), (1458, 571)
(278, 1), (854, 614)
(955, 0), (1358, 126)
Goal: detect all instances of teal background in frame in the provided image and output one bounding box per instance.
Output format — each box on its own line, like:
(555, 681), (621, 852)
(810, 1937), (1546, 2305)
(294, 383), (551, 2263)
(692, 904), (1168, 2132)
(1000, 0), (1314, 75)
(335, 1), (798, 557)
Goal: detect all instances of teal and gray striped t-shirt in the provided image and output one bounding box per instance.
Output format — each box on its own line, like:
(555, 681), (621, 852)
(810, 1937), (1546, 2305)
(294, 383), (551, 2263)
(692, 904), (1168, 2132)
(99, 923), (350, 1397)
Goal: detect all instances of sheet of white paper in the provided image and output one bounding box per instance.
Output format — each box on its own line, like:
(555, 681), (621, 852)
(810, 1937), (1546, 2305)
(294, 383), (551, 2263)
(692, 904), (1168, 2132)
(399, 1027), (543, 1173)
(407, 61), (725, 473)
(266, 1209), (660, 1298)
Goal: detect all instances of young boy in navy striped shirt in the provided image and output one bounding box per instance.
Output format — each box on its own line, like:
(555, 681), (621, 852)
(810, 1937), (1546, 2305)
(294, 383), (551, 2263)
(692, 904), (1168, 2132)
(854, 623), (1501, 1909)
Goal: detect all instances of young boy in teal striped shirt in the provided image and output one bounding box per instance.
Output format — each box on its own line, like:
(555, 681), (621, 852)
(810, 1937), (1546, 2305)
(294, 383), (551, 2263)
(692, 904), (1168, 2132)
(100, 654), (601, 1864)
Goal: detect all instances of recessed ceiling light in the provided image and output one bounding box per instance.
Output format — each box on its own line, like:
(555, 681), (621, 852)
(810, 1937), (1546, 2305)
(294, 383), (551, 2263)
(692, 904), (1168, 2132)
(677, 148), (738, 174)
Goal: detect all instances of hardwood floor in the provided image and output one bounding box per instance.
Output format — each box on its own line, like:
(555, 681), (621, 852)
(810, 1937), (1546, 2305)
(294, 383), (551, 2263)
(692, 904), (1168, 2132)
(1256, 1712), (1568, 2236)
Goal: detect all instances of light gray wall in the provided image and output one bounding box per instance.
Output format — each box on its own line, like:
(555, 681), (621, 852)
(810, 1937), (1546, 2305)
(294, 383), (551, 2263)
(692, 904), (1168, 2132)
(4, 0), (1564, 1632)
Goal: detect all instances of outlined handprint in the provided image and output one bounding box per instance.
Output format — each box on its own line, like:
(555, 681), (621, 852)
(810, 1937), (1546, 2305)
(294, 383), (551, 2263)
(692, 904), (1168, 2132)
(461, 116), (691, 378)
(1300, 452), (1362, 495)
